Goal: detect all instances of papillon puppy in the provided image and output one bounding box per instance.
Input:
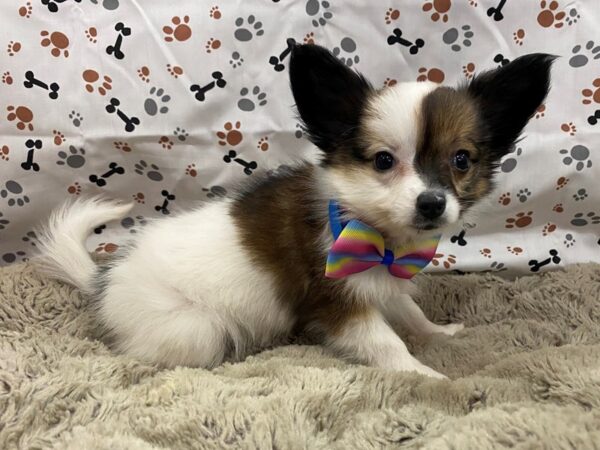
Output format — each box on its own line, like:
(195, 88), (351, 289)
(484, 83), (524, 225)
(36, 45), (553, 378)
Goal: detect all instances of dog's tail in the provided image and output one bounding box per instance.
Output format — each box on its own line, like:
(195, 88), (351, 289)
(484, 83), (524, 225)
(35, 197), (133, 294)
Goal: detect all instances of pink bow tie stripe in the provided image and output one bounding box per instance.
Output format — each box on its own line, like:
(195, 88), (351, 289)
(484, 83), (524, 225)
(325, 219), (440, 279)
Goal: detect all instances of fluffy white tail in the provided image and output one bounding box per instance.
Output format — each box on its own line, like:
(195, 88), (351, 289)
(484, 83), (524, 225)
(35, 197), (133, 294)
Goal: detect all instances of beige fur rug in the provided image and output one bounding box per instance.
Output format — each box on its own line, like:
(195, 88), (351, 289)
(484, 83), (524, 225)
(1, 262), (600, 449)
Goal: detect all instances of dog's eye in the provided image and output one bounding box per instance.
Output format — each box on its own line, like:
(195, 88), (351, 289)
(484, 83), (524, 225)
(374, 151), (395, 171)
(452, 150), (471, 172)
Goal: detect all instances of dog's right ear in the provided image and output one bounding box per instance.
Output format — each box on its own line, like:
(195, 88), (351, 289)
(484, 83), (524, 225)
(289, 44), (373, 152)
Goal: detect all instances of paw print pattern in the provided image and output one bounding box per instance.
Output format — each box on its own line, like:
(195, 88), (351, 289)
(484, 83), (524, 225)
(507, 246), (523, 255)
(137, 66), (150, 83)
(1, 146), (9, 161)
(205, 38), (221, 53)
(57, 146), (86, 168)
(69, 111), (83, 127)
(40, 30), (69, 57)
(52, 130), (65, 145)
(443, 25), (474, 52)
(423, 0), (451, 22)
(0, 212), (10, 230)
(573, 188), (588, 201)
(462, 63), (475, 79)
(332, 38), (359, 67)
(19, 2), (32, 18)
(6, 106), (34, 131)
(257, 137), (269, 151)
(517, 188), (532, 203)
(571, 212), (600, 227)
(134, 160), (163, 181)
(498, 192), (511, 206)
(581, 79), (600, 105)
(431, 253), (457, 269)
(7, 41), (21, 56)
(85, 27), (98, 43)
(234, 15), (264, 42)
(229, 52), (244, 68)
(67, 182), (81, 195)
(542, 223), (557, 236)
(385, 8), (400, 24)
(505, 211), (533, 229)
(480, 248), (492, 258)
(174, 127), (189, 142)
(166, 64), (183, 78)
(565, 7), (580, 26)
(2, 251), (27, 264)
(501, 147), (522, 173)
(185, 164), (197, 177)
(564, 234), (576, 248)
(556, 177), (569, 190)
(132, 192), (145, 204)
(1, 181), (29, 207)
(163, 16), (192, 42)
(209, 6), (221, 19)
(121, 215), (148, 233)
(144, 87), (171, 116)
(303, 32), (316, 44)
(569, 41), (600, 68)
(561, 122), (577, 135)
(513, 29), (525, 46)
(217, 122), (243, 147)
(306, 0), (333, 27)
(82, 69), (112, 96)
(537, 1), (566, 28)
(238, 87), (267, 112)
(417, 67), (445, 83)
(2, 71), (13, 85)
(560, 145), (592, 171)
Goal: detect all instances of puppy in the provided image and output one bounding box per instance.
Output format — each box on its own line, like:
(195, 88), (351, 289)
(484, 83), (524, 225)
(36, 45), (553, 378)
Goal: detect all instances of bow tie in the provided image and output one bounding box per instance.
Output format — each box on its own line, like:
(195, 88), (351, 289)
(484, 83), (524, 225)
(325, 200), (440, 279)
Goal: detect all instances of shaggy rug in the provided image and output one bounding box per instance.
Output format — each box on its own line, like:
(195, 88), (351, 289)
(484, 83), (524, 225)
(1, 262), (600, 449)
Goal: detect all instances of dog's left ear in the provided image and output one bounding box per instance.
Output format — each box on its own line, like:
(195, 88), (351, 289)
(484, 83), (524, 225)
(467, 53), (556, 155)
(289, 44), (373, 152)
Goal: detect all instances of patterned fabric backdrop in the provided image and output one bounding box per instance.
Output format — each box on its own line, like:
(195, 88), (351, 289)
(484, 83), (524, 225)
(0, 0), (599, 276)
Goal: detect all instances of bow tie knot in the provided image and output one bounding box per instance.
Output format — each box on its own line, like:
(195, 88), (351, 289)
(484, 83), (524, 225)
(325, 201), (440, 279)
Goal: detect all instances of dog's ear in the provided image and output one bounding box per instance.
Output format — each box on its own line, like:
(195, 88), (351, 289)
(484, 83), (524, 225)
(289, 44), (373, 152)
(467, 53), (556, 155)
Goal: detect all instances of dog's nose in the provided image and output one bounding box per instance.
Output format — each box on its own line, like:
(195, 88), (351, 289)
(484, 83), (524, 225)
(416, 190), (446, 220)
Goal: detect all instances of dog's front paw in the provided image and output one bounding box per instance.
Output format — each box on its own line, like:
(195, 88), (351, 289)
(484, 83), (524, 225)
(437, 322), (464, 336)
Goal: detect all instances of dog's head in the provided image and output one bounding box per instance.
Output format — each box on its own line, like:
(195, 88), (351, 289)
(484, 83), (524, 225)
(289, 44), (554, 240)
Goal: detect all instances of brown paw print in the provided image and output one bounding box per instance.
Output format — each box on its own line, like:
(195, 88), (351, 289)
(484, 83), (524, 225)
(257, 137), (269, 151)
(217, 121), (243, 146)
(132, 192), (145, 204)
(560, 122), (577, 135)
(7, 41), (21, 56)
(431, 253), (457, 269)
(114, 141), (132, 152)
(422, 0), (451, 22)
(85, 27), (97, 43)
(159, 136), (174, 150)
(498, 192), (511, 206)
(137, 66), (150, 83)
(40, 30), (69, 57)
(462, 62), (475, 79)
(185, 163), (197, 177)
(1, 145), (9, 161)
(534, 104), (546, 119)
(582, 78), (600, 105)
(52, 130), (65, 145)
(67, 181), (81, 195)
(18, 2), (32, 18)
(163, 16), (192, 42)
(416, 67), (445, 83)
(95, 242), (119, 254)
(209, 6), (221, 19)
(303, 32), (315, 44)
(507, 246), (523, 255)
(537, 1), (565, 28)
(480, 248), (492, 258)
(2, 71), (13, 85)
(556, 176), (569, 190)
(385, 8), (400, 24)
(167, 64), (183, 78)
(513, 29), (525, 45)
(205, 38), (221, 53)
(553, 203), (564, 213)
(383, 78), (397, 88)
(6, 105), (33, 131)
(469, 0), (477, 6)
(505, 211), (533, 229)
(542, 222), (557, 236)
(82, 69), (112, 96)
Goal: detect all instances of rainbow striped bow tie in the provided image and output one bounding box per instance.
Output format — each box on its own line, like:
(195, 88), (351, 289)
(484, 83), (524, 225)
(325, 200), (440, 279)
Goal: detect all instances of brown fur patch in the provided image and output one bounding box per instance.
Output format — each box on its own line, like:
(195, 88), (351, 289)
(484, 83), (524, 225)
(230, 165), (373, 338)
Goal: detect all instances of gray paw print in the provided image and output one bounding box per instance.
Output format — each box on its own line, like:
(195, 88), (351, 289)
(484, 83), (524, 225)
(238, 86), (267, 112)
(0, 212), (10, 230)
(489, 261), (507, 272)
(134, 160), (163, 181)
(234, 15), (264, 42)
(57, 146), (86, 168)
(90, 0), (119, 10)
(443, 25), (474, 52)
(22, 230), (37, 246)
(517, 188), (531, 203)
(295, 123), (306, 139)
(69, 111), (83, 127)
(501, 147), (522, 173)
(573, 188), (588, 201)
(571, 212), (600, 226)
(229, 52), (244, 68)
(121, 215), (147, 234)
(144, 87), (171, 116)
(2, 251), (27, 264)
(564, 233), (576, 248)
(332, 37), (359, 67)
(202, 186), (228, 199)
(569, 41), (600, 68)
(306, 0), (333, 27)
(174, 127), (189, 142)
(566, 7), (580, 25)
(560, 145), (592, 171)
(1, 181), (29, 207)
